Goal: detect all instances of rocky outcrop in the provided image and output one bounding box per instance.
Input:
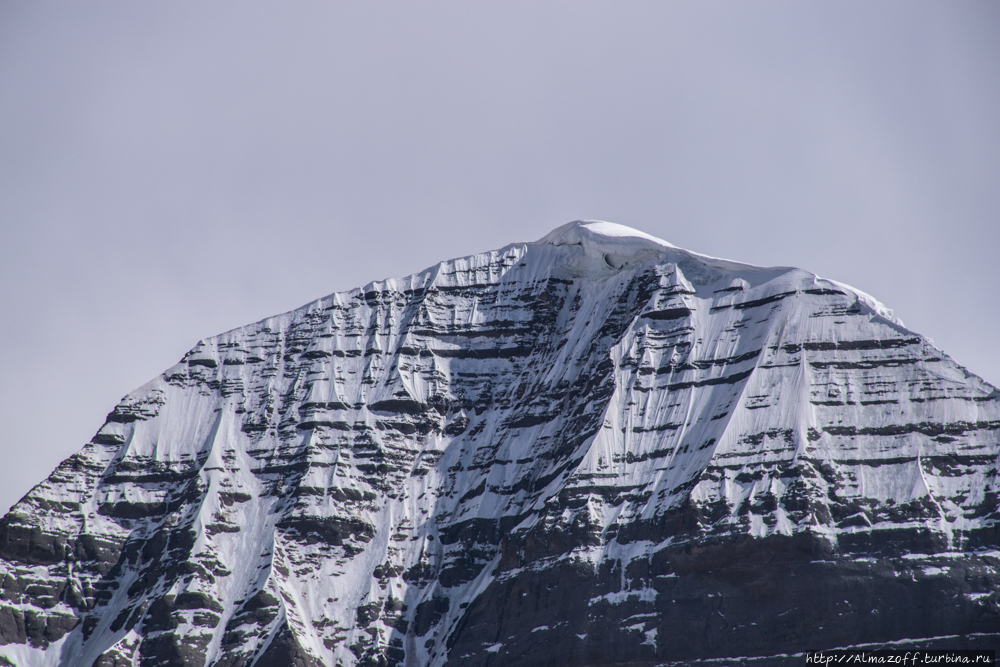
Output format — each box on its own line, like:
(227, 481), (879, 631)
(1, 221), (997, 666)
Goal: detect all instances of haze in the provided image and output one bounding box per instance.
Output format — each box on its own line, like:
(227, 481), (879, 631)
(1, 1), (998, 514)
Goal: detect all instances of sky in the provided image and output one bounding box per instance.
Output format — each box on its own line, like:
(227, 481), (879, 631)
(1, 1), (998, 515)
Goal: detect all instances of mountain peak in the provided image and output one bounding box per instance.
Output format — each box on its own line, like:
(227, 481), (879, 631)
(533, 220), (674, 277)
(2, 223), (998, 666)
(536, 219), (674, 249)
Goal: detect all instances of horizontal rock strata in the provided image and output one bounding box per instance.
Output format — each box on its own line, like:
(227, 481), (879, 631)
(1, 221), (997, 666)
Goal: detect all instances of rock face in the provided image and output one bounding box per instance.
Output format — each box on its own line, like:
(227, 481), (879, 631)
(1, 221), (997, 667)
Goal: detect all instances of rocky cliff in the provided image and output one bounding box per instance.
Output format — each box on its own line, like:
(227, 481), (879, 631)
(1, 221), (997, 667)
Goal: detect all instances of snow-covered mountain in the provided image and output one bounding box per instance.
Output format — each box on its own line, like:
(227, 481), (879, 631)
(1, 221), (997, 667)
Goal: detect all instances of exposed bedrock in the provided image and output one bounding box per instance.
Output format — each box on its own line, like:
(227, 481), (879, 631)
(448, 533), (1000, 667)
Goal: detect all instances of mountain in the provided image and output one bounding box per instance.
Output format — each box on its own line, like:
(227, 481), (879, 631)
(1, 221), (997, 667)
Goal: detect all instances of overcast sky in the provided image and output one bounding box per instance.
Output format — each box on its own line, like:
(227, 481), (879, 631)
(1, 1), (998, 515)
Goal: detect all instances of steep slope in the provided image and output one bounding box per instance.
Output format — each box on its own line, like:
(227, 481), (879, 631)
(1, 221), (997, 667)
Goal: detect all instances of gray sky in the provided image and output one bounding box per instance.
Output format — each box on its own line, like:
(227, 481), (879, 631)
(1, 1), (998, 515)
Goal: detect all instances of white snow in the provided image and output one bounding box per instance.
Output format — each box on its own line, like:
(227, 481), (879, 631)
(537, 220), (674, 249)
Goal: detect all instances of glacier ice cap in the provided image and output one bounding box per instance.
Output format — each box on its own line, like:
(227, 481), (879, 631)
(537, 220), (674, 250)
(533, 220), (674, 278)
(532, 221), (902, 325)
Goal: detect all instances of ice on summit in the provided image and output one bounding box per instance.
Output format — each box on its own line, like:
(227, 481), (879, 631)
(534, 220), (673, 278)
(537, 220), (674, 248)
